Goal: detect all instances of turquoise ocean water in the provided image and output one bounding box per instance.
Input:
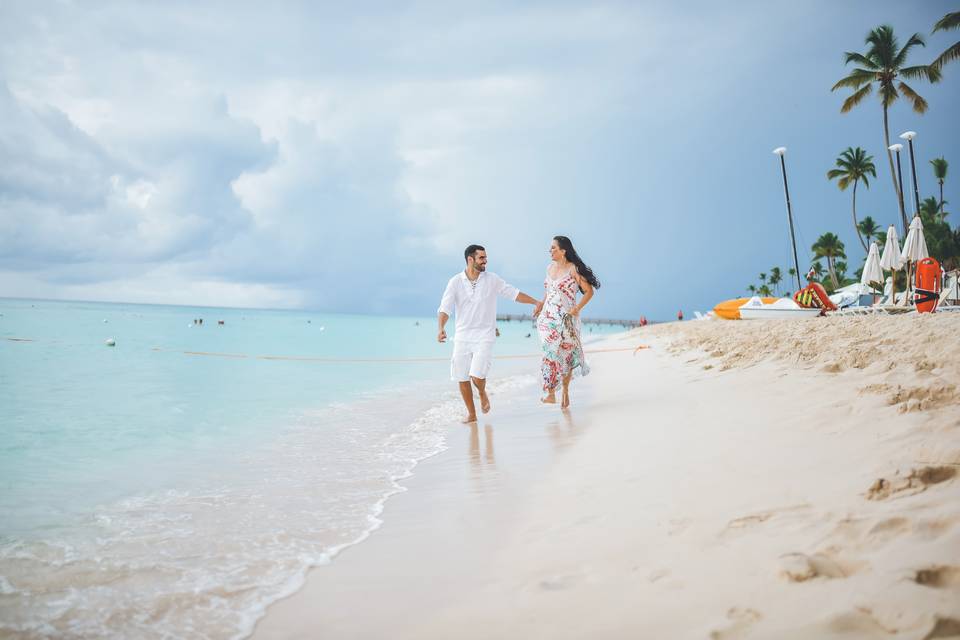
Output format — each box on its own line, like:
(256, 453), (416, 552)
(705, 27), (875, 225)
(0, 298), (623, 638)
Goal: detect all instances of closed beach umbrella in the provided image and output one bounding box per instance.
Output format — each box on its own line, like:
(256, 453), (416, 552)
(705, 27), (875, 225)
(860, 242), (883, 292)
(900, 215), (929, 264)
(879, 225), (902, 304)
(899, 216), (929, 306)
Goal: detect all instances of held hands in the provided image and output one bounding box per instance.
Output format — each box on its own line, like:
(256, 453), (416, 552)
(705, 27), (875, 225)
(568, 306), (580, 317)
(437, 329), (447, 343)
(533, 301), (544, 318)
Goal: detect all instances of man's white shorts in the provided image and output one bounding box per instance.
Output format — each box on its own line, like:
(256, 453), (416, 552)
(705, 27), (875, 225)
(450, 340), (494, 382)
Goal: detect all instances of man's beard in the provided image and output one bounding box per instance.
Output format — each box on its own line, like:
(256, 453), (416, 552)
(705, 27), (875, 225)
(476, 263), (486, 271)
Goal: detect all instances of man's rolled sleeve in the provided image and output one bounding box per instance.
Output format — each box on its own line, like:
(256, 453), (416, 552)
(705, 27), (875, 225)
(495, 275), (520, 301)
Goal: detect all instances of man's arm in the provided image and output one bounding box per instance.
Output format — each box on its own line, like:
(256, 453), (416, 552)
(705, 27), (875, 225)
(437, 312), (449, 343)
(495, 275), (542, 316)
(515, 291), (543, 317)
(438, 279), (456, 343)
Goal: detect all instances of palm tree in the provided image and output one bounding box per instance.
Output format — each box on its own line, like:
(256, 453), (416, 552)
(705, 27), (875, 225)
(875, 229), (888, 251)
(858, 215), (880, 245)
(747, 284), (757, 294)
(931, 157), (948, 221)
(835, 261), (850, 284)
(758, 284), (773, 297)
(832, 25), (941, 224)
(812, 232), (847, 289)
(809, 261), (825, 280)
(827, 147), (877, 252)
(768, 267), (783, 295)
(932, 11), (960, 70)
(919, 196), (950, 225)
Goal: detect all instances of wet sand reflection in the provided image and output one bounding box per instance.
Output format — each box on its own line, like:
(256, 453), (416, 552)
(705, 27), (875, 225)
(469, 423), (496, 472)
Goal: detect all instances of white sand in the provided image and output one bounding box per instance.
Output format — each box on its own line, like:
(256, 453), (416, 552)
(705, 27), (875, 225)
(254, 314), (960, 639)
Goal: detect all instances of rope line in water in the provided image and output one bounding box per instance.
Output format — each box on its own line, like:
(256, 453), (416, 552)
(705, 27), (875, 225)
(5, 337), (651, 362)
(156, 345), (650, 362)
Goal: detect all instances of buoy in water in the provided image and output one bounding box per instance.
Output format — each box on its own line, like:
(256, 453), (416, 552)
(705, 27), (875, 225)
(105, 338), (116, 347)
(103, 319), (108, 323)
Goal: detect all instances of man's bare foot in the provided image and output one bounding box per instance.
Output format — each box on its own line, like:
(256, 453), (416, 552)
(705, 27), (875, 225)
(479, 390), (491, 414)
(561, 388), (570, 409)
(461, 414), (478, 424)
(540, 394), (556, 404)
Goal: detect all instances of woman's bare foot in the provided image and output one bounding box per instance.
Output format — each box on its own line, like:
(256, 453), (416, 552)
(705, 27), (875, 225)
(540, 393), (556, 404)
(479, 390), (491, 414)
(461, 414), (478, 424)
(561, 387), (570, 409)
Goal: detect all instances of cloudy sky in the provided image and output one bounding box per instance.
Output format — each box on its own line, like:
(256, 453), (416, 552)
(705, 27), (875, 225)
(1, 0), (957, 319)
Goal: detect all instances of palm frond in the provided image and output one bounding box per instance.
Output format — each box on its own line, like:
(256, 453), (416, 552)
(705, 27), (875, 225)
(933, 11), (960, 33)
(879, 82), (899, 107)
(840, 83), (872, 112)
(842, 52), (878, 68)
(900, 64), (942, 82)
(866, 25), (898, 66)
(930, 157), (948, 180)
(933, 42), (960, 70)
(831, 68), (876, 91)
(898, 81), (928, 113)
(893, 33), (926, 68)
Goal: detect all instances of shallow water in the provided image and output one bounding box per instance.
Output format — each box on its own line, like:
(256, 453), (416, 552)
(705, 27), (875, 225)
(0, 298), (621, 638)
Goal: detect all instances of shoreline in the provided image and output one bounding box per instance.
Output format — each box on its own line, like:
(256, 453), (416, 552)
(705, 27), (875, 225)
(253, 316), (960, 639)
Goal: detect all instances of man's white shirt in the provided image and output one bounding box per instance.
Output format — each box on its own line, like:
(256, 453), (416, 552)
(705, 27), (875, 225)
(438, 271), (520, 342)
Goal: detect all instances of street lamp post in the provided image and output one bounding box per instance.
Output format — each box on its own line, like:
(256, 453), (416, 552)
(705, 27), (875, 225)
(888, 143), (908, 236)
(773, 147), (802, 291)
(900, 131), (921, 219)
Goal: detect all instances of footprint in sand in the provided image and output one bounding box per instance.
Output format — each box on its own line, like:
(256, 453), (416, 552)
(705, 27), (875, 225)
(866, 466), (957, 501)
(722, 504), (810, 537)
(709, 607), (762, 640)
(913, 565), (960, 590)
(923, 617), (960, 639)
(865, 516), (912, 544)
(778, 552), (848, 582)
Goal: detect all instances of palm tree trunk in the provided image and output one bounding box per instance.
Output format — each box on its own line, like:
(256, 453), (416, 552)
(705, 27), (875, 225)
(883, 105), (906, 232)
(827, 256), (839, 289)
(941, 180), (946, 223)
(852, 180), (867, 253)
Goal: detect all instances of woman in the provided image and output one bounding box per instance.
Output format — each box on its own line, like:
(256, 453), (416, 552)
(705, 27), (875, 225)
(536, 236), (600, 408)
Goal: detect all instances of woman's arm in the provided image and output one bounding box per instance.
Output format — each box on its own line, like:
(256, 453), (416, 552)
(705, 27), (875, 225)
(569, 274), (593, 316)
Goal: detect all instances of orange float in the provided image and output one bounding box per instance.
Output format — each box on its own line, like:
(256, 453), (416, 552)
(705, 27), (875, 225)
(914, 257), (941, 313)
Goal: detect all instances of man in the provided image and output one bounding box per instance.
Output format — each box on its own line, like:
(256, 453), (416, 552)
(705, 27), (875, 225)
(438, 245), (543, 423)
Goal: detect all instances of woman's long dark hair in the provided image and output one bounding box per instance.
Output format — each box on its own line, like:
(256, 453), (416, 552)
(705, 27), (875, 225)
(554, 236), (600, 292)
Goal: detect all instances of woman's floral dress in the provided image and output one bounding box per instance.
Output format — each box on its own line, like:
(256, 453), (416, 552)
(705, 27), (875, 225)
(536, 266), (590, 393)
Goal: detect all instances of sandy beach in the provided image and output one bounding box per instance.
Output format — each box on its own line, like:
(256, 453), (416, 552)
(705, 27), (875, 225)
(254, 314), (960, 640)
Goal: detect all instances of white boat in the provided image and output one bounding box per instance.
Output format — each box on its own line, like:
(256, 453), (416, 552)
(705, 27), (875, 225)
(738, 296), (821, 320)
